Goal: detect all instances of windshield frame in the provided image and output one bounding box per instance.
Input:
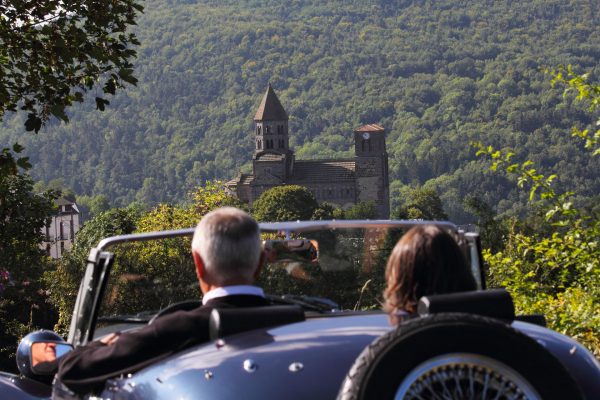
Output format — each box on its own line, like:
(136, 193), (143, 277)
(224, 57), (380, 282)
(67, 220), (482, 346)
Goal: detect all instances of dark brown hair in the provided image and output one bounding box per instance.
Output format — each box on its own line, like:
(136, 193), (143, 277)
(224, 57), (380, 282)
(383, 225), (476, 314)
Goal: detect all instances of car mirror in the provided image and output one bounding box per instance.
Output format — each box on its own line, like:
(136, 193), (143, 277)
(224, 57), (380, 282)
(17, 331), (73, 378)
(263, 239), (319, 266)
(30, 342), (73, 375)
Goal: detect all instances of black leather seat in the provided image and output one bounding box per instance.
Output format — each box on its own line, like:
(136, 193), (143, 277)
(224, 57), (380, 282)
(417, 289), (516, 321)
(209, 305), (305, 340)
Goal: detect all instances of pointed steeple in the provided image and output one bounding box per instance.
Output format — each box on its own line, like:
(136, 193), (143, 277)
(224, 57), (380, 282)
(254, 83), (288, 121)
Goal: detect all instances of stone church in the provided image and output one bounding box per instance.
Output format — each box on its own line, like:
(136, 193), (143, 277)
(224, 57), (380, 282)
(226, 84), (390, 218)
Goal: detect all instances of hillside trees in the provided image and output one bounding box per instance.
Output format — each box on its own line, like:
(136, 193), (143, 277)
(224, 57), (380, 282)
(476, 67), (600, 355)
(2, 0), (599, 218)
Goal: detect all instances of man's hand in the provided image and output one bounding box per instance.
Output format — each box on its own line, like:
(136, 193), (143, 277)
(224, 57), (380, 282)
(99, 332), (121, 346)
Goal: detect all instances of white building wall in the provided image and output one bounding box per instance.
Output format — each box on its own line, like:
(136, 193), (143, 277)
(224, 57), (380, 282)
(42, 203), (81, 259)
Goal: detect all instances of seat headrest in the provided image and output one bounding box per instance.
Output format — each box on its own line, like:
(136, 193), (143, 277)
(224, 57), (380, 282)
(417, 289), (515, 321)
(209, 305), (305, 340)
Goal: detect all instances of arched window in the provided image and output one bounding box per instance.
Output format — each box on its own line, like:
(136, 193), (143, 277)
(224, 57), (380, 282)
(257, 125), (262, 135)
(257, 139), (262, 150)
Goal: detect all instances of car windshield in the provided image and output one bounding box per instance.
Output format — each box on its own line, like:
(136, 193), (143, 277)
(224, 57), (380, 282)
(95, 223), (480, 333)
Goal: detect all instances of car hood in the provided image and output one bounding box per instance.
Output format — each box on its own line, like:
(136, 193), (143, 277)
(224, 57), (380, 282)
(0, 371), (51, 400)
(103, 313), (391, 399)
(97, 313), (600, 400)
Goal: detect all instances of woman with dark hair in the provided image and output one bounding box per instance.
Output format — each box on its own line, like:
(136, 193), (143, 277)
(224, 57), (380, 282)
(383, 225), (476, 317)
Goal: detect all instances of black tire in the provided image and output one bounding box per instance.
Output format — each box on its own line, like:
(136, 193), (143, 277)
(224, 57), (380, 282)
(337, 313), (583, 400)
(148, 300), (202, 324)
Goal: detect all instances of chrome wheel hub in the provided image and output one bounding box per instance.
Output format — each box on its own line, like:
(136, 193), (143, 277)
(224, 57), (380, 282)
(394, 353), (541, 400)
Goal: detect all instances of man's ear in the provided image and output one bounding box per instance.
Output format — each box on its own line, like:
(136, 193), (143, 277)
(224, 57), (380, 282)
(253, 250), (265, 280)
(192, 251), (205, 281)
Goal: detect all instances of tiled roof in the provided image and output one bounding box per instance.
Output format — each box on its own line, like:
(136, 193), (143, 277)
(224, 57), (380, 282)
(290, 159), (356, 183)
(254, 84), (288, 121)
(240, 175), (254, 184)
(225, 177), (239, 187)
(355, 123), (385, 132)
(226, 173), (254, 186)
(56, 197), (75, 206)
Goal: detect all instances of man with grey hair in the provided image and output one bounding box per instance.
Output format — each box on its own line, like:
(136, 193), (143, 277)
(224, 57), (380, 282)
(192, 207), (264, 293)
(57, 207), (269, 395)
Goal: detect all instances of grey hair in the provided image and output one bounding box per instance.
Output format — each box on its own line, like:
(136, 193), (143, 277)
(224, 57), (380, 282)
(191, 207), (261, 284)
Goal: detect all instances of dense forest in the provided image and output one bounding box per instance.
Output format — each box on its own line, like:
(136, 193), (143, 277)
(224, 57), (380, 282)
(2, 0), (600, 222)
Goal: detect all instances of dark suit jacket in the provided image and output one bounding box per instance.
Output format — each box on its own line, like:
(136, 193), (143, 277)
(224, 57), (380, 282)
(56, 295), (270, 395)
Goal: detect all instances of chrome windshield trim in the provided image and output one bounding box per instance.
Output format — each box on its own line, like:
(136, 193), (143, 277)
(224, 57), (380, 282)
(90, 220), (458, 254)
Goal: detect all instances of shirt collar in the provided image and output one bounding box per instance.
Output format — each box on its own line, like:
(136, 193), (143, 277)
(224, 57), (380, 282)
(202, 285), (265, 305)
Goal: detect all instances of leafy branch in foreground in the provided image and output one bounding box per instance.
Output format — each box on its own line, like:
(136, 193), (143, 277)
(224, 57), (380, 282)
(472, 68), (600, 356)
(473, 143), (578, 225)
(0, 0), (143, 132)
(547, 65), (600, 156)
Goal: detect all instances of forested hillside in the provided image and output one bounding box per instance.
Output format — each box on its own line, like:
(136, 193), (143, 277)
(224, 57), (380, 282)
(2, 0), (599, 221)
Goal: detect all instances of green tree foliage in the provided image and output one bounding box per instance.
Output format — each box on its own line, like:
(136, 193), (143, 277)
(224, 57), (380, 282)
(0, 169), (57, 371)
(550, 65), (600, 156)
(393, 187), (448, 220)
(45, 207), (141, 333)
(190, 180), (247, 215)
(0, 0), (143, 132)
(475, 68), (600, 356)
(76, 194), (111, 221)
(103, 182), (248, 316)
(0, 0), (143, 329)
(98, 204), (199, 320)
(463, 195), (507, 252)
(47, 181), (241, 332)
(311, 202), (337, 220)
(0, 144), (30, 175)
(339, 201), (378, 220)
(252, 185), (319, 222)
(33, 178), (76, 202)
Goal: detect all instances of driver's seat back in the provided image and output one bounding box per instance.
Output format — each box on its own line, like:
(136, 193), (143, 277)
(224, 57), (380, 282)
(209, 305), (305, 340)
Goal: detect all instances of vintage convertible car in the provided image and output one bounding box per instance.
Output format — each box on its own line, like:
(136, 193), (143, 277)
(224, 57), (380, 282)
(3, 220), (600, 399)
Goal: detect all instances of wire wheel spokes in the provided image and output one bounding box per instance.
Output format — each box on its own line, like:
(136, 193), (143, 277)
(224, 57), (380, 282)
(395, 353), (542, 400)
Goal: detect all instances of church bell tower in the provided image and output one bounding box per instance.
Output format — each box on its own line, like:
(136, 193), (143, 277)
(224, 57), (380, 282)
(254, 83), (289, 155)
(354, 124), (390, 218)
